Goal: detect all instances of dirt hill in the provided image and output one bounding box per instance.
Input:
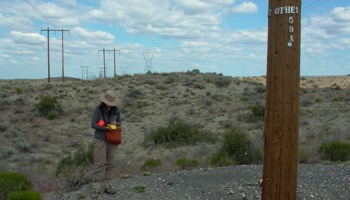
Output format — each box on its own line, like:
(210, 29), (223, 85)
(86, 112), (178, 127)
(0, 72), (350, 195)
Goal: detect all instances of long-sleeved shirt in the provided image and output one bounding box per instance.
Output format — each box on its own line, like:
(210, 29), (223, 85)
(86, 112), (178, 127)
(91, 105), (121, 141)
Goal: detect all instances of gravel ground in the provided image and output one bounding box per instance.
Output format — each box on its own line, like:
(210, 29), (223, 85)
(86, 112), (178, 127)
(45, 164), (350, 200)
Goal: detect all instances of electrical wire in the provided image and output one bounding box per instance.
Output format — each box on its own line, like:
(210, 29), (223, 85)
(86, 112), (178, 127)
(116, 0), (132, 41)
(0, 4), (41, 30)
(304, 7), (350, 29)
(24, 0), (59, 29)
(133, 0), (164, 39)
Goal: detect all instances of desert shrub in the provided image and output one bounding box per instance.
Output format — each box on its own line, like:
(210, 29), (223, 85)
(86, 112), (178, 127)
(36, 95), (63, 119)
(214, 76), (231, 88)
(0, 124), (7, 132)
(55, 144), (93, 189)
(210, 152), (235, 167)
(7, 190), (42, 200)
(176, 157), (199, 170)
(191, 69), (200, 74)
(183, 77), (194, 87)
(0, 147), (16, 159)
(298, 146), (313, 164)
(140, 158), (162, 172)
(56, 144), (94, 176)
(127, 88), (142, 98)
(319, 141), (350, 162)
(239, 104), (265, 123)
(0, 172), (32, 200)
(242, 88), (255, 97)
(211, 127), (262, 167)
(15, 88), (23, 94)
(249, 104), (265, 118)
(254, 85), (266, 93)
(144, 120), (217, 148)
(164, 75), (177, 84)
(300, 98), (313, 107)
(0, 99), (10, 110)
(13, 138), (32, 152)
(330, 83), (341, 90)
(194, 84), (205, 89)
(136, 101), (149, 109)
(133, 185), (146, 193)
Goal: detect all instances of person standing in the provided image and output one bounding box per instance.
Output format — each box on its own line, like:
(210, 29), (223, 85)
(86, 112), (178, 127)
(91, 90), (121, 197)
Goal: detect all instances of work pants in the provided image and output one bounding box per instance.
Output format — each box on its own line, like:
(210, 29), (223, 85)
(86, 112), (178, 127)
(92, 139), (118, 181)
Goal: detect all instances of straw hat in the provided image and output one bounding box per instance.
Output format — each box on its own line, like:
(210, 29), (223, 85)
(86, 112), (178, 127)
(99, 90), (119, 106)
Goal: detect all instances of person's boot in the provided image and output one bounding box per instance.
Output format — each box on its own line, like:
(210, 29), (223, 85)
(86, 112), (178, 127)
(91, 181), (101, 199)
(104, 180), (116, 195)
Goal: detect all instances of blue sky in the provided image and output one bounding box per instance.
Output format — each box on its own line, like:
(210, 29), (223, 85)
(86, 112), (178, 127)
(0, 0), (349, 79)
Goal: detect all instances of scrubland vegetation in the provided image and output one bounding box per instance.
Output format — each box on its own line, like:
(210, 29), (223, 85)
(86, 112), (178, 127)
(0, 71), (350, 198)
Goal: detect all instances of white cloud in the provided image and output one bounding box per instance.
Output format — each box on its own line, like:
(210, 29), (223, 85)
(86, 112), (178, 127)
(10, 31), (46, 44)
(231, 2), (258, 14)
(72, 27), (115, 41)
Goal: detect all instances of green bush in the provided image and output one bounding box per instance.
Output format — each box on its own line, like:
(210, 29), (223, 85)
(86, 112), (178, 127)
(0, 172), (32, 200)
(144, 120), (216, 148)
(319, 141), (350, 162)
(140, 158), (161, 172)
(214, 76), (231, 88)
(15, 88), (23, 94)
(211, 127), (262, 167)
(298, 146), (313, 164)
(249, 104), (265, 118)
(127, 88), (143, 98)
(210, 151), (235, 167)
(13, 138), (32, 152)
(56, 143), (94, 176)
(55, 144), (94, 190)
(133, 185), (146, 193)
(254, 85), (266, 93)
(330, 83), (341, 90)
(36, 95), (63, 119)
(8, 190), (42, 200)
(176, 157), (199, 170)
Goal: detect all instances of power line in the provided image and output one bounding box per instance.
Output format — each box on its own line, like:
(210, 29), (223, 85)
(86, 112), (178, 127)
(133, 0), (164, 40)
(24, 0), (59, 28)
(304, 7), (350, 29)
(302, 0), (325, 10)
(0, 4), (41, 30)
(116, 0), (132, 40)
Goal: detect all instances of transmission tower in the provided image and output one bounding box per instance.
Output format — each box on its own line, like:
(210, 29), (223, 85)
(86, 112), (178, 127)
(143, 53), (155, 73)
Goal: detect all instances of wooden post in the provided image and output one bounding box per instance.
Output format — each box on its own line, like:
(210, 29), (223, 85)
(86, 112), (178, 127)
(46, 27), (50, 83)
(262, 1), (301, 200)
(61, 28), (64, 82)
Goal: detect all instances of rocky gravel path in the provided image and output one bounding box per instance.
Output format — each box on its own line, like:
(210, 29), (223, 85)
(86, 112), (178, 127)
(45, 164), (350, 200)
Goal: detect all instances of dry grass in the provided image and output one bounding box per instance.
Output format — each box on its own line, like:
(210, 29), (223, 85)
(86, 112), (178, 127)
(1, 73), (350, 192)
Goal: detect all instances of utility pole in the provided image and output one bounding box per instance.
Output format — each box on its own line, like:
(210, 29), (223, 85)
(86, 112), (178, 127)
(99, 67), (104, 78)
(80, 65), (88, 80)
(113, 48), (120, 78)
(262, 1), (301, 200)
(60, 28), (70, 82)
(98, 48), (120, 78)
(86, 66), (89, 80)
(41, 27), (70, 82)
(99, 48), (106, 78)
(42, 27), (50, 82)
